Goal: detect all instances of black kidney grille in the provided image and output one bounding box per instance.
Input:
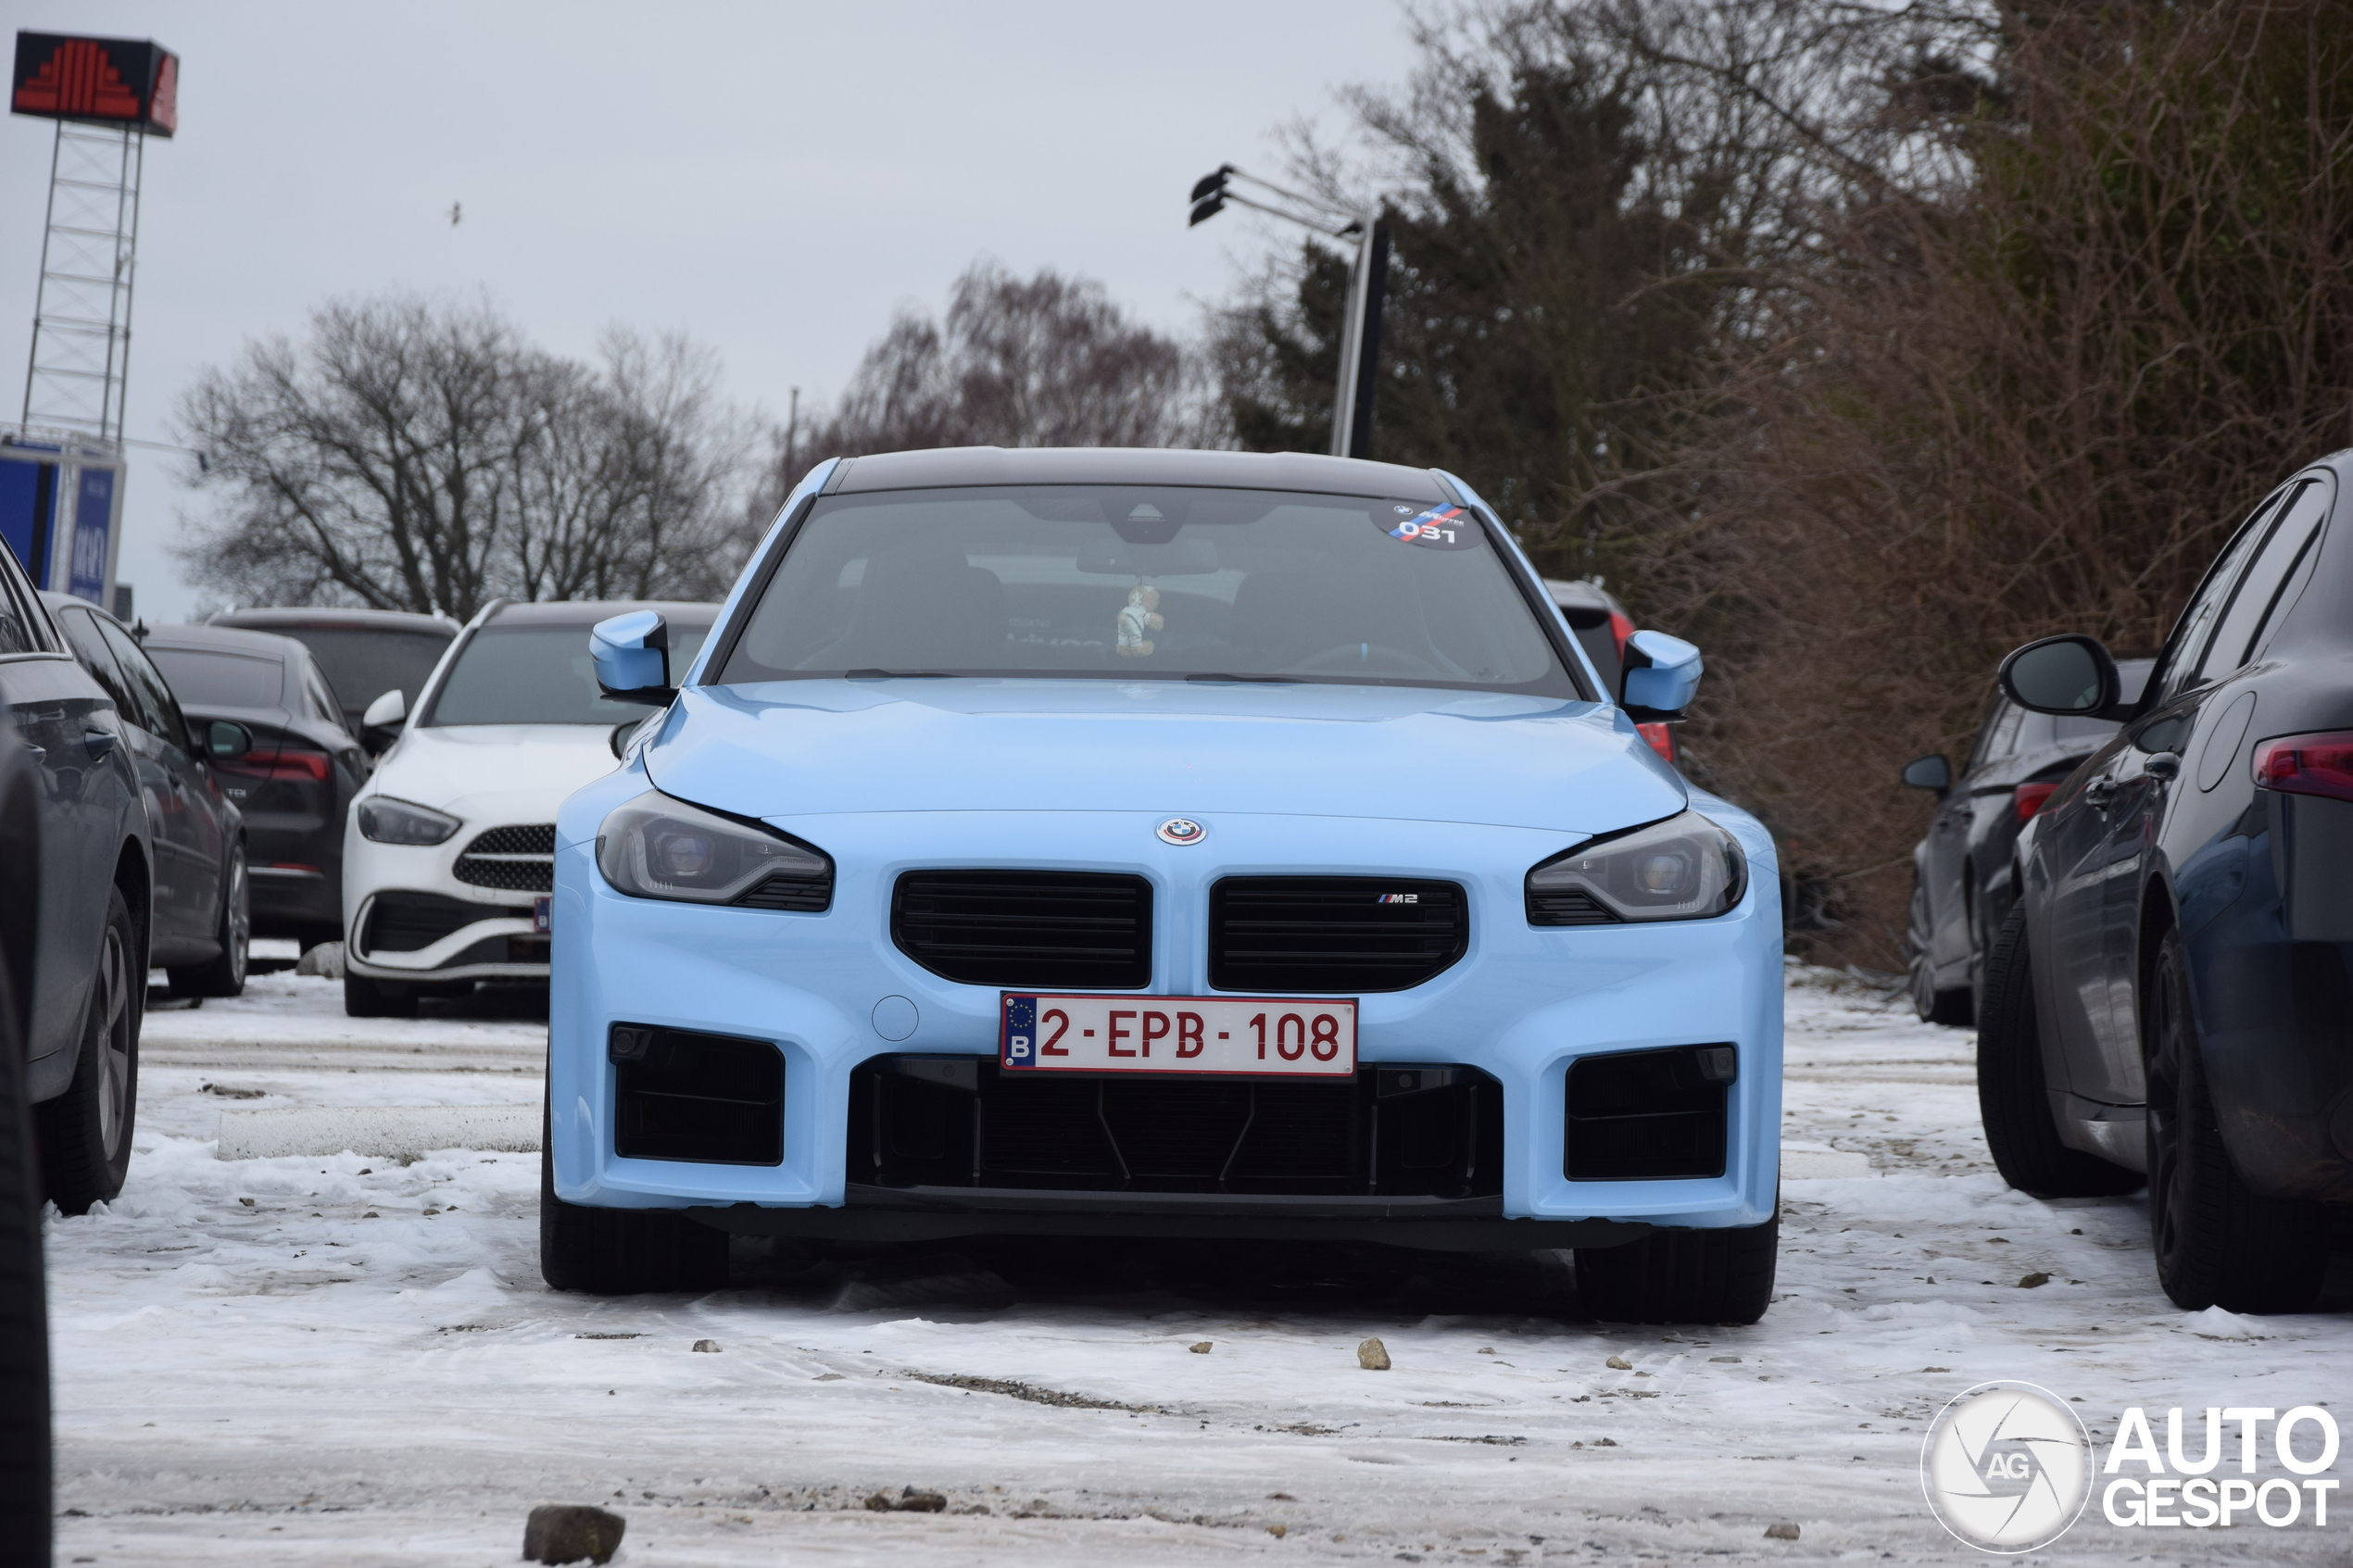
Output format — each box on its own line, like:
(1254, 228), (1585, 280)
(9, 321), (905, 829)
(892, 871), (1151, 988)
(851, 1057), (1501, 1198)
(1209, 876), (1467, 993)
(1528, 887), (1619, 926)
(454, 822), (557, 893)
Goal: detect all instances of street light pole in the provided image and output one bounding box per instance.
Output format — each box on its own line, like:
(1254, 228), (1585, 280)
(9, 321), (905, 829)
(1189, 165), (1389, 460)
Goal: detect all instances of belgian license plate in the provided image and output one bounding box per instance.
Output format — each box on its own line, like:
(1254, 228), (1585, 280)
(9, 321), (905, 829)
(533, 897), (552, 935)
(1000, 994), (1357, 1077)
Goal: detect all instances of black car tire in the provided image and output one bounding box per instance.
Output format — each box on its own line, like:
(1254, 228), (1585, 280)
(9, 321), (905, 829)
(0, 944), (52, 1565)
(343, 971), (418, 1019)
(2145, 926), (2325, 1314)
(166, 844), (248, 1000)
(1574, 1206), (1777, 1324)
(1976, 903), (2143, 1198)
(540, 1102), (728, 1295)
(34, 886), (140, 1215)
(1907, 873), (1972, 1025)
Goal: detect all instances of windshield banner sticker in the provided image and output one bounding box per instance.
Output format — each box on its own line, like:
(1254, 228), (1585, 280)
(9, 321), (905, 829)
(1380, 501), (1479, 548)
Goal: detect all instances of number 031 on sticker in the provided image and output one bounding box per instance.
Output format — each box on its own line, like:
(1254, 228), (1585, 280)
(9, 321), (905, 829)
(1000, 994), (1357, 1077)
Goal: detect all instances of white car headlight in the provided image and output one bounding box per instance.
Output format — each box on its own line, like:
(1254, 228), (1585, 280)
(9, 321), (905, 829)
(597, 790), (833, 909)
(1526, 809), (1745, 923)
(357, 797), (461, 846)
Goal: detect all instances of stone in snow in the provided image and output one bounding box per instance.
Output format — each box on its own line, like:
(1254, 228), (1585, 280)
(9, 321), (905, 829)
(1606, 1354), (1632, 1371)
(1357, 1337), (1391, 1371)
(1764, 1522), (1801, 1540)
(692, 1338), (721, 1352)
(522, 1503), (624, 1564)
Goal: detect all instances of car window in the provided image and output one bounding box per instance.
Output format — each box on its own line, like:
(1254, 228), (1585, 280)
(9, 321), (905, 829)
(55, 606), (138, 716)
(145, 646), (287, 709)
(2194, 477), (2332, 683)
(719, 485), (1576, 696)
(303, 661), (348, 732)
(1988, 705), (2026, 759)
(2154, 483), (2292, 701)
(0, 569), (37, 658)
(95, 616), (190, 744)
(424, 621), (714, 726)
(1961, 688), (2008, 771)
(273, 627), (453, 720)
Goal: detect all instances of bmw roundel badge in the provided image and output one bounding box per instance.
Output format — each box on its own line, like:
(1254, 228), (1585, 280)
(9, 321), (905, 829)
(1156, 817), (1206, 846)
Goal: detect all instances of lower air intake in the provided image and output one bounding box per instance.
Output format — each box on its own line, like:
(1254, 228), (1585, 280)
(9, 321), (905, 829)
(610, 1025), (784, 1166)
(850, 1056), (1502, 1198)
(1564, 1044), (1734, 1181)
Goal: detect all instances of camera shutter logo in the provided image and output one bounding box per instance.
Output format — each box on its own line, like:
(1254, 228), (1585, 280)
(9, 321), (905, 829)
(1921, 1381), (2093, 1552)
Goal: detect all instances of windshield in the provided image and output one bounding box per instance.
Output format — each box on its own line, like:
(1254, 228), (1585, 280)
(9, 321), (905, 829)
(715, 485), (1578, 696)
(425, 621), (712, 726)
(279, 628), (453, 721)
(146, 646), (286, 709)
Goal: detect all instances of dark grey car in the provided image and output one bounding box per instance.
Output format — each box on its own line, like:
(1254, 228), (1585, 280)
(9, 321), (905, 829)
(1900, 660), (2153, 1023)
(209, 608), (456, 740)
(137, 623), (368, 950)
(1, 550), (156, 1216)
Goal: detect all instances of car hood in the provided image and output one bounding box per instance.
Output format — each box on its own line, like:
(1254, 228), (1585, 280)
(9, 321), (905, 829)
(641, 679), (1685, 835)
(367, 723), (622, 821)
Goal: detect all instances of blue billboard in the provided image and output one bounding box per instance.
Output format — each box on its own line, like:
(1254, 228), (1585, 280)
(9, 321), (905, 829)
(69, 463), (113, 602)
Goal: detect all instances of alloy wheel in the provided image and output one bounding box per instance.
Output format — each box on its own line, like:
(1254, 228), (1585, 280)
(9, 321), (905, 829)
(92, 923), (131, 1161)
(225, 849), (249, 990)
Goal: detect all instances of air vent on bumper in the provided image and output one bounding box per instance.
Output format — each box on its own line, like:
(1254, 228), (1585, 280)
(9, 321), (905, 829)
(1564, 1044), (1735, 1180)
(609, 1024), (784, 1165)
(891, 871), (1151, 988)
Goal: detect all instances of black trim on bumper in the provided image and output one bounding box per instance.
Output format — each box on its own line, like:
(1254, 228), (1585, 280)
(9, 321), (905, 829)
(686, 1185), (1653, 1251)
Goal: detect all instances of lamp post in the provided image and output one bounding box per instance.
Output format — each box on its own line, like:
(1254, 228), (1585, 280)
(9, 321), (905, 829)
(1189, 165), (1389, 461)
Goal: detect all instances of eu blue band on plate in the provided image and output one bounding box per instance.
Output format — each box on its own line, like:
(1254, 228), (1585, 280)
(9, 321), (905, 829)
(1001, 994), (1038, 1066)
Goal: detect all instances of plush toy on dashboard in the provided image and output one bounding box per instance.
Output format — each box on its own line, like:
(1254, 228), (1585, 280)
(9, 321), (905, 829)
(1115, 583), (1164, 658)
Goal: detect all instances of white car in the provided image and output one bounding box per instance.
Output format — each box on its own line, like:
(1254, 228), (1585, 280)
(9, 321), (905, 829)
(341, 599), (716, 1016)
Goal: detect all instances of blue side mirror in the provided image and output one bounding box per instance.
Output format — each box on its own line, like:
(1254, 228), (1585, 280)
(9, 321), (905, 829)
(591, 610), (674, 705)
(1621, 629), (1703, 717)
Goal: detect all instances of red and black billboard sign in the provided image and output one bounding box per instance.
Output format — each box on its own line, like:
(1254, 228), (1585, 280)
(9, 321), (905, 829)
(11, 32), (177, 137)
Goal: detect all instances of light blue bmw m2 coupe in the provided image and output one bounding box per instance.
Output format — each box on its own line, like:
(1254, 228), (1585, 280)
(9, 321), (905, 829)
(545, 447), (1782, 1323)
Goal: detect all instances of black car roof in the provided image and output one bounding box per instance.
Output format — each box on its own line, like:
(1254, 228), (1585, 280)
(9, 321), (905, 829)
(478, 599), (721, 629)
(212, 607), (455, 636)
(141, 621), (308, 664)
(826, 445), (1453, 501)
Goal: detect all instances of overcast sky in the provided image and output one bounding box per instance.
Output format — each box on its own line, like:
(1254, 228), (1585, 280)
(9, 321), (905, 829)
(0, 1), (1423, 621)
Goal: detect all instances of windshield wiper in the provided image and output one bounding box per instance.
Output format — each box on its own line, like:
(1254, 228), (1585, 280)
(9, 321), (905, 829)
(1183, 671), (1301, 684)
(844, 669), (951, 680)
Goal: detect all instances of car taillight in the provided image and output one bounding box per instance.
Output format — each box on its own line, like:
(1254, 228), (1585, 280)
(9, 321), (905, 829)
(220, 747), (332, 783)
(2014, 781), (2060, 821)
(1636, 721), (1677, 764)
(1609, 610), (1636, 659)
(2252, 730), (2353, 803)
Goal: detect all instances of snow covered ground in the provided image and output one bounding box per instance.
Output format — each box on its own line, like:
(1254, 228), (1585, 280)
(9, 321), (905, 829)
(44, 968), (2353, 1564)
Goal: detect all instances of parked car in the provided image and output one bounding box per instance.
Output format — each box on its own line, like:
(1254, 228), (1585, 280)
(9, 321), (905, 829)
(0, 833), (50, 1563)
(0, 549), (156, 1216)
(1546, 578), (1679, 766)
(135, 623), (368, 952)
(1899, 659), (2153, 1023)
(1980, 456), (2353, 1312)
(544, 447), (1780, 1324)
(341, 598), (718, 1017)
(209, 607), (457, 739)
(43, 596), (252, 1002)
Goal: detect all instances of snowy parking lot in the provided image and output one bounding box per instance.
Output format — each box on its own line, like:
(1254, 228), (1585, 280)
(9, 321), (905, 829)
(43, 968), (2353, 1565)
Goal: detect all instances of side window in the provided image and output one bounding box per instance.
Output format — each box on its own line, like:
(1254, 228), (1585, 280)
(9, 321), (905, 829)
(94, 616), (188, 746)
(305, 661), (348, 734)
(56, 607), (139, 717)
(0, 571), (35, 658)
(2195, 476), (2333, 682)
(2152, 483), (2293, 702)
(1987, 705), (2027, 759)
(1961, 689), (2007, 771)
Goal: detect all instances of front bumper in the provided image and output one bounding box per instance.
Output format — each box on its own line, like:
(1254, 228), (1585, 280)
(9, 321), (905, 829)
(342, 816), (550, 983)
(548, 803), (1784, 1239)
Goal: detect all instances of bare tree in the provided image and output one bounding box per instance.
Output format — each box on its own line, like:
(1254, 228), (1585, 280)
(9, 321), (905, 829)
(177, 295), (759, 620)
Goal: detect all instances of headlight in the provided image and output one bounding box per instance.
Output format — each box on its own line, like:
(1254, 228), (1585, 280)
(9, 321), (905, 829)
(597, 790), (833, 909)
(357, 797), (460, 846)
(1526, 809), (1745, 923)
